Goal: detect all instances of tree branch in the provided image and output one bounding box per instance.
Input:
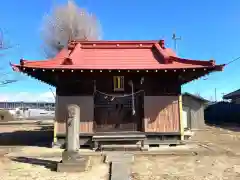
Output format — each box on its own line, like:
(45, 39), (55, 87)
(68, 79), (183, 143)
(41, 0), (102, 58)
(0, 79), (18, 86)
(0, 29), (13, 50)
(0, 28), (19, 86)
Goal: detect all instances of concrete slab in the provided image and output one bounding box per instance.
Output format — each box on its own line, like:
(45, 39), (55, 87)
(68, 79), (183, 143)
(107, 153), (133, 180)
(111, 162), (131, 180)
(105, 152), (134, 163)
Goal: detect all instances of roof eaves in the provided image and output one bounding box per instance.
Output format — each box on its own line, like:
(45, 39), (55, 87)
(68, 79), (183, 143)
(223, 89), (240, 99)
(183, 92), (210, 103)
(172, 57), (215, 66)
(70, 40), (159, 44)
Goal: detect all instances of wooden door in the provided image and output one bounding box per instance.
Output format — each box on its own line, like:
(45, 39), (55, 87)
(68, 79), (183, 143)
(94, 91), (143, 132)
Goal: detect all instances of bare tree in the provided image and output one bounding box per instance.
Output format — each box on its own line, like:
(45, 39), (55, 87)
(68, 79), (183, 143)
(41, 0), (102, 58)
(0, 29), (18, 86)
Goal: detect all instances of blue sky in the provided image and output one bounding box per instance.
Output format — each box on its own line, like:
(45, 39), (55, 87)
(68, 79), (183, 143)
(0, 0), (240, 102)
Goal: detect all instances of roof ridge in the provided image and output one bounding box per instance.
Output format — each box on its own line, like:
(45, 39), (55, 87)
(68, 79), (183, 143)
(10, 40), (225, 73)
(70, 40), (160, 43)
(170, 56), (217, 66)
(223, 89), (240, 99)
(153, 43), (172, 64)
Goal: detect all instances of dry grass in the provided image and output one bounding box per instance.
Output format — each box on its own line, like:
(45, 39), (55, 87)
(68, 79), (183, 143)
(0, 154), (108, 180)
(0, 123), (240, 180)
(131, 155), (240, 180)
(131, 126), (240, 180)
(0, 123), (109, 180)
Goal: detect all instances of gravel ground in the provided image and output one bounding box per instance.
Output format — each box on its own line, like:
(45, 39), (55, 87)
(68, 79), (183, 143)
(0, 154), (109, 180)
(131, 125), (240, 180)
(0, 123), (240, 180)
(0, 124), (109, 180)
(131, 155), (240, 180)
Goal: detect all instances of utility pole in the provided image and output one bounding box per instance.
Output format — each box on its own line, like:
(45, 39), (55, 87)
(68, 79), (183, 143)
(214, 88), (217, 102)
(172, 33), (181, 54)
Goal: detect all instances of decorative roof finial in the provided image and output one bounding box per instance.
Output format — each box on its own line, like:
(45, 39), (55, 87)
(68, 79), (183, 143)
(159, 40), (165, 49)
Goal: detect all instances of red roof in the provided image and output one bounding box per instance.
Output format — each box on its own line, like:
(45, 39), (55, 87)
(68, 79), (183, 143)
(11, 40), (224, 71)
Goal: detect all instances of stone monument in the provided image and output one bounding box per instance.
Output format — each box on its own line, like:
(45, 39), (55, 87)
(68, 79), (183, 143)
(57, 104), (89, 172)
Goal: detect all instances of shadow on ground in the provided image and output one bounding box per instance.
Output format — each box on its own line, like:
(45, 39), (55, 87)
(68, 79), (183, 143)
(205, 122), (240, 132)
(10, 156), (58, 171)
(0, 126), (53, 147)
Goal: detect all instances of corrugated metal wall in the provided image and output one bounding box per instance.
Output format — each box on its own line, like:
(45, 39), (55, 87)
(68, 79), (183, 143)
(205, 101), (240, 125)
(182, 95), (205, 129)
(144, 96), (180, 132)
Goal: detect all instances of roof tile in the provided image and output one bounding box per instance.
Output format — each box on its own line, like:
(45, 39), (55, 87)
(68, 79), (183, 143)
(11, 40), (224, 70)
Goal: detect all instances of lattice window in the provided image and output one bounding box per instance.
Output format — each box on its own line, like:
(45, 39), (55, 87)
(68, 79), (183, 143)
(113, 76), (124, 91)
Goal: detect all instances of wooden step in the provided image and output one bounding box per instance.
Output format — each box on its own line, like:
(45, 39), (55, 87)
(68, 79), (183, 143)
(101, 144), (142, 151)
(93, 134), (146, 141)
(92, 133), (146, 151)
(144, 139), (182, 145)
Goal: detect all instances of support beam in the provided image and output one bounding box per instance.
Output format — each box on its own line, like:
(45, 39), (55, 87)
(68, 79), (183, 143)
(178, 95), (184, 140)
(52, 119), (58, 146)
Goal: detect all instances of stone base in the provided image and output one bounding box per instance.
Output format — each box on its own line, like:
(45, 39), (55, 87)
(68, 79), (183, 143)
(57, 161), (88, 172)
(141, 145), (149, 151)
(57, 150), (89, 172)
(52, 141), (62, 149)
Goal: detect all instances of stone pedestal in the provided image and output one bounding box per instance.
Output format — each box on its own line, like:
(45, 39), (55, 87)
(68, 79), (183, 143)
(57, 150), (89, 172)
(57, 104), (88, 172)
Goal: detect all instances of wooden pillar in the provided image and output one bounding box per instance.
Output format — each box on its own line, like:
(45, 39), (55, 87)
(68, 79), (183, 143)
(52, 94), (59, 147)
(178, 95), (184, 140)
(57, 104), (88, 172)
(53, 119), (58, 144)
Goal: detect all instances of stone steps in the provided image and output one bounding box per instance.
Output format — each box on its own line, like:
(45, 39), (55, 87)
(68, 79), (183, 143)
(105, 152), (133, 180)
(105, 152), (134, 163)
(101, 144), (142, 151)
(110, 161), (131, 180)
(92, 134), (145, 151)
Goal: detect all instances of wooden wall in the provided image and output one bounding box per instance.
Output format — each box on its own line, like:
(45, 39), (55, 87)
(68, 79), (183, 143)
(55, 95), (180, 133)
(55, 73), (181, 134)
(55, 95), (94, 134)
(144, 96), (180, 132)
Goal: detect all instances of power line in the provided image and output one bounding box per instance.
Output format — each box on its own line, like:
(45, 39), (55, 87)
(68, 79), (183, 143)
(202, 56), (240, 81)
(225, 56), (240, 66)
